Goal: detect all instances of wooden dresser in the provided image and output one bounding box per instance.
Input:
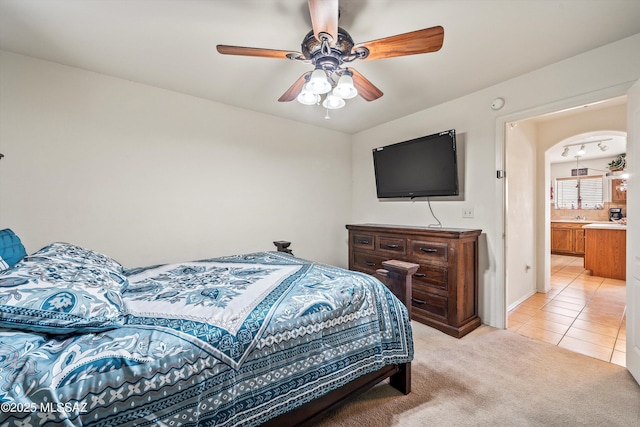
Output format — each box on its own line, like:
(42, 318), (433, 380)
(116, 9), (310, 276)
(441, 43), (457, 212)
(346, 224), (482, 338)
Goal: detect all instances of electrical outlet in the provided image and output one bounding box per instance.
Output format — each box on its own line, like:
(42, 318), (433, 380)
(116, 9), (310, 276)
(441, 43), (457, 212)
(462, 207), (474, 218)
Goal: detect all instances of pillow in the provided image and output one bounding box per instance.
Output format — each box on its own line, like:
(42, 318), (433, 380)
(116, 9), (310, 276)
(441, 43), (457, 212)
(0, 255), (128, 334)
(32, 242), (124, 275)
(0, 229), (27, 272)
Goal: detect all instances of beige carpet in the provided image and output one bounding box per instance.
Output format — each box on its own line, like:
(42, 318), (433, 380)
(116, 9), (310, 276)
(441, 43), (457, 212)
(315, 322), (640, 426)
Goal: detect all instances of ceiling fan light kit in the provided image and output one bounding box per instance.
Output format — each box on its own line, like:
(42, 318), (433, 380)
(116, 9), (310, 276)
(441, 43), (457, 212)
(216, 0), (444, 117)
(301, 66), (358, 109)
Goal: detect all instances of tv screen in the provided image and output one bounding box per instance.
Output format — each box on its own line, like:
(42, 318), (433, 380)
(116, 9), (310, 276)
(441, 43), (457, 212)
(373, 129), (459, 198)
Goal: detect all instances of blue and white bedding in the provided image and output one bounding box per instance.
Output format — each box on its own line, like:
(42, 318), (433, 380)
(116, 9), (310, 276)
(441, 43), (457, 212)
(0, 244), (413, 426)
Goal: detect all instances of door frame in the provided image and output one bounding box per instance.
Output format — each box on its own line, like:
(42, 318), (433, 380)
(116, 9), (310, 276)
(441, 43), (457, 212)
(495, 82), (635, 330)
(625, 78), (640, 383)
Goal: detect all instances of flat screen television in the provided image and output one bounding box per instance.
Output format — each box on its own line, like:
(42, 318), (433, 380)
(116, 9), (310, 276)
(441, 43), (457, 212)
(372, 129), (459, 198)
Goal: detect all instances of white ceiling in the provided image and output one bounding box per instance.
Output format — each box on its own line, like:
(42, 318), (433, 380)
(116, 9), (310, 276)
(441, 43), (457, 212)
(548, 132), (627, 165)
(526, 96), (628, 164)
(1, 0), (640, 134)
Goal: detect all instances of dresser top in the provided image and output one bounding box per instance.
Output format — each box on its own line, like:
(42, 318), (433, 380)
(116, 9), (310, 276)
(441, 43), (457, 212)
(346, 223), (482, 238)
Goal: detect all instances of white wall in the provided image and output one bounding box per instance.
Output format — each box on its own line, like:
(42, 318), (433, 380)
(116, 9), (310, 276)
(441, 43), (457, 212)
(0, 51), (352, 268)
(551, 156), (618, 180)
(351, 33), (640, 328)
(505, 121), (537, 309)
(550, 156), (618, 202)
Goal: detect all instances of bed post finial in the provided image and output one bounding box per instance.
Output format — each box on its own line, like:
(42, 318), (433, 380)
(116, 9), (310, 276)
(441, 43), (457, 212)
(273, 241), (293, 255)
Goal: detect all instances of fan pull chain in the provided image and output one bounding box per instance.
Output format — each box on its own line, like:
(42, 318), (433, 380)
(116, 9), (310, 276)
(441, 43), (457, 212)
(324, 108), (331, 120)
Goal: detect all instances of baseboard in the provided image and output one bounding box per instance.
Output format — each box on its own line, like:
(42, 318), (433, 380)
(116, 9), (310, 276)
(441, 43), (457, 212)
(507, 290), (536, 312)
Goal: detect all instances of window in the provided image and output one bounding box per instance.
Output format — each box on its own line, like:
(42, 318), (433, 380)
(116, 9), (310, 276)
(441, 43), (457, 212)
(555, 175), (603, 209)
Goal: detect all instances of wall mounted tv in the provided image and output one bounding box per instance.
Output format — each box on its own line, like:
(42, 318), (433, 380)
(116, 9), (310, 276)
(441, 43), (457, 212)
(373, 129), (459, 198)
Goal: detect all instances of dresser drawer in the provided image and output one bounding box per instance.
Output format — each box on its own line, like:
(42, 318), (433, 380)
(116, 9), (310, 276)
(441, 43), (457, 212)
(413, 265), (448, 290)
(346, 224), (481, 338)
(409, 240), (448, 262)
(351, 233), (375, 250)
(411, 287), (448, 321)
(377, 236), (406, 255)
(352, 252), (386, 272)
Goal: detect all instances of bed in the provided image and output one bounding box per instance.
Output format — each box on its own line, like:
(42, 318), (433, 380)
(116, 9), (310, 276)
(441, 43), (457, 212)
(0, 231), (416, 426)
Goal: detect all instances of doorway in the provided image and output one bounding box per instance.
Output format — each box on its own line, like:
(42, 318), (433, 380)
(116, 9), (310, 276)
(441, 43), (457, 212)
(503, 95), (628, 364)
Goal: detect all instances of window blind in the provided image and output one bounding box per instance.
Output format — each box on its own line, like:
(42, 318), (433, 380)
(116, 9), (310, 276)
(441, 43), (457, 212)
(555, 176), (603, 209)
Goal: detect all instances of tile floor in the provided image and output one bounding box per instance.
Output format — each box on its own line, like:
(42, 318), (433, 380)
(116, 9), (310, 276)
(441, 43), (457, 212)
(508, 254), (626, 366)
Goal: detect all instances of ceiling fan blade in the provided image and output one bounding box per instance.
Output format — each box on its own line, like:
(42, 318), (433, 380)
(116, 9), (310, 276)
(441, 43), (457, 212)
(349, 68), (383, 101)
(216, 45), (303, 60)
(278, 72), (311, 102)
(308, 0), (339, 44)
(355, 26), (444, 61)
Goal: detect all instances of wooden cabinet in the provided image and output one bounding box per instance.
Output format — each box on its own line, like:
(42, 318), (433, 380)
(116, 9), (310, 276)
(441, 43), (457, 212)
(551, 222), (587, 256)
(347, 224), (482, 338)
(574, 228), (586, 254)
(584, 227), (626, 280)
(611, 179), (627, 202)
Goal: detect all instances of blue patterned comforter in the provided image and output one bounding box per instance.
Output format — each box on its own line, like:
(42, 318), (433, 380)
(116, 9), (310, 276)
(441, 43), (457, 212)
(0, 250), (413, 426)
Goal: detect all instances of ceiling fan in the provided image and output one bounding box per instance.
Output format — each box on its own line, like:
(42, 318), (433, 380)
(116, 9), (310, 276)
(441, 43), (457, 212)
(216, 0), (444, 111)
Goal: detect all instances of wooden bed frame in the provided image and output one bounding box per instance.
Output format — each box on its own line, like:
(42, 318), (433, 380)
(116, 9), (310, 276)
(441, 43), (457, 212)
(265, 242), (419, 427)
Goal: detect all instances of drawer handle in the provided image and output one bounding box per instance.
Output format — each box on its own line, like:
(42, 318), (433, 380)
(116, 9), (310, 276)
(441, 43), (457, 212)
(384, 244), (399, 249)
(420, 247), (438, 253)
(414, 273), (426, 278)
(357, 239), (370, 244)
(365, 261), (376, 267)
(411, 297), (427, 305)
